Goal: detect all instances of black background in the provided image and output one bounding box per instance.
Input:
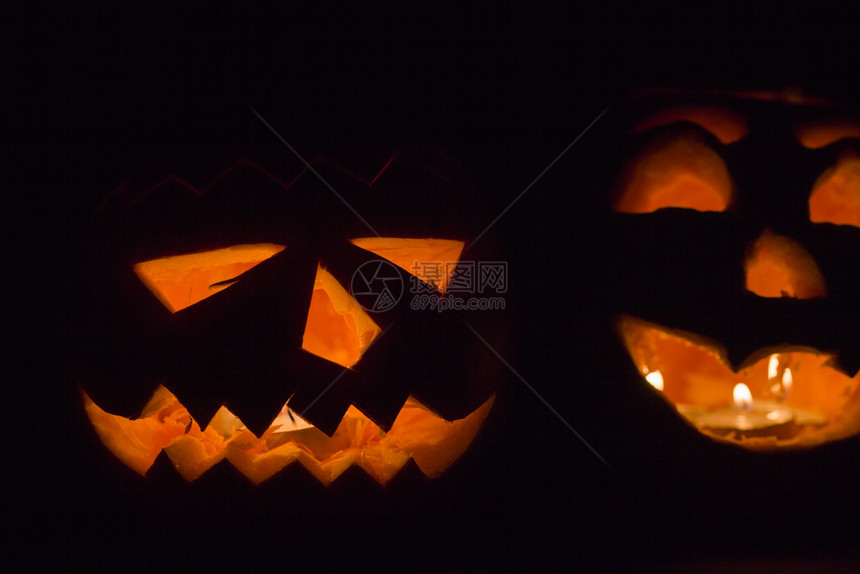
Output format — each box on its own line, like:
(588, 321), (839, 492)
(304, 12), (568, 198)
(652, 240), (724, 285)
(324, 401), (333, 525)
(7, 3), (860, 572)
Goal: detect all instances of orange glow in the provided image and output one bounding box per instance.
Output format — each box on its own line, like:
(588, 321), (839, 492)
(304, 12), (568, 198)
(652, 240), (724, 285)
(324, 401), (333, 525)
(634, 105), (749, 144)
(645, 370), (664, 391)
(617, 315), (860, 448)
(744, 230), (826, 299)
(809, 150), (860, 228)
(82, 387), (495, 485)
(732, 383), (753, 410)
(630, 88), (831, 107)
(612, 131), (732, 213)
(350, 237), (465, 292)
(133, 244), (286, 313)
(796, 120), (860, 149)
(301, 266), (382, 367)
(781, 368), (793, 397)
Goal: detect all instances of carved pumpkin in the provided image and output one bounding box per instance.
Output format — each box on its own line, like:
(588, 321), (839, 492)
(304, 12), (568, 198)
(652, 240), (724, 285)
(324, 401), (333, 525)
(608, 90), (860, 450)
(77, 149), (504, 484)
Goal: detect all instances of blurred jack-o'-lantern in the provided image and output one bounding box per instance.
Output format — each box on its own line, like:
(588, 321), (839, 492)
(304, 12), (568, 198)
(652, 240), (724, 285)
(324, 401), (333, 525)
(77, 148), (505, 484)
(608, 90), (860, 450)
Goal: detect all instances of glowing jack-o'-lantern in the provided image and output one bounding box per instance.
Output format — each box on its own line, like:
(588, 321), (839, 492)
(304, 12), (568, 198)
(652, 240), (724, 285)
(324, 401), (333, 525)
(609, 90), (860, 449)
(79, 152), (503, 484)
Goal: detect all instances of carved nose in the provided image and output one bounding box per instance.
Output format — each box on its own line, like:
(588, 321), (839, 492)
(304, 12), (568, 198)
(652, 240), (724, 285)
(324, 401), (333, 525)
(744, 229), (827, 299)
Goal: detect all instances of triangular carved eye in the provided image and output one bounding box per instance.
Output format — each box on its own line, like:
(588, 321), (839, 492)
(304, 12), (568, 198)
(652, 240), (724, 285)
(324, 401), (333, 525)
(301, 265), (381, 368)
(133, 243), (286, 313)
(350, 237), (465, 292)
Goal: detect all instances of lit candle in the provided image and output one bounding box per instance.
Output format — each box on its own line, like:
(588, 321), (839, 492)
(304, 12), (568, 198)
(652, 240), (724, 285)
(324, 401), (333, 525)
(758, 369), (828, 427)
(695, 383), (796, 440)
(768, 355), (790, 400)
(780, 367), (792, 397)
(768, 354), (780, 382)
(644, 369), (664, 391)
(641, 368), (707, 421)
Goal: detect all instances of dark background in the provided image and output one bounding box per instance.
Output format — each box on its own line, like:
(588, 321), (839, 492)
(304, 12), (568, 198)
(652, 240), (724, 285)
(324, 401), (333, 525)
(7, 3), (860, 571)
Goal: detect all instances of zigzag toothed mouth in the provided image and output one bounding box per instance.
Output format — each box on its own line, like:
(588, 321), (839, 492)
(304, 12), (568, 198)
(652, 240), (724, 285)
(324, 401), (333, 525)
(616, 315), (860, 448)
(83, 386), (494, 485)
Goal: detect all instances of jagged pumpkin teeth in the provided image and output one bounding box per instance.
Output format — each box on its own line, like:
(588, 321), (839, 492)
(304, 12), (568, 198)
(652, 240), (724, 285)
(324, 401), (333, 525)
(83, 387), (495, 485)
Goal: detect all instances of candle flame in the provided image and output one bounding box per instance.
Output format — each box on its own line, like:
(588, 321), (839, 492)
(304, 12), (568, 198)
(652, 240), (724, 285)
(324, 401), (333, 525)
(782, 368), (793, 398)
(733, 383), (753, 411)
(768, 354), (780, 380)
(645, 370), (664, 391)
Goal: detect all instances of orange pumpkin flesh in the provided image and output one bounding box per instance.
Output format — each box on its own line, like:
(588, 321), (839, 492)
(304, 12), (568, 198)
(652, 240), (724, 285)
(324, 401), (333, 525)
(301, 265), (381, 367)
(133, 243), (286, 313)
(808, 150), (860, 228)
(744, 229), (827, 299)
(83, 387), (494, 485)
(85, 238), (495, 484)
(350, 237), (465, 293)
